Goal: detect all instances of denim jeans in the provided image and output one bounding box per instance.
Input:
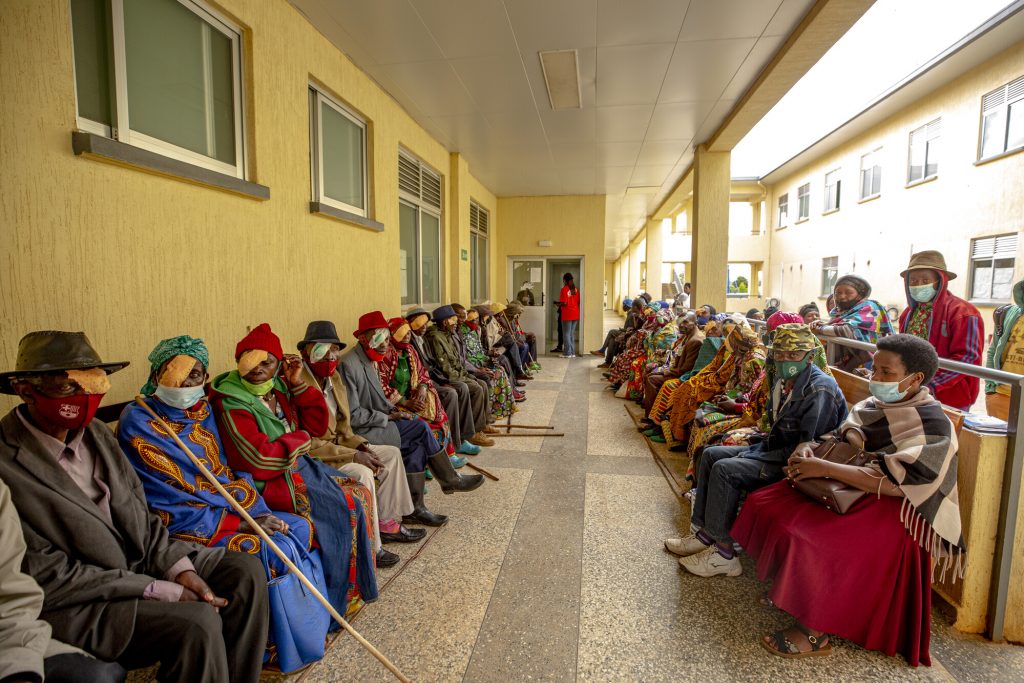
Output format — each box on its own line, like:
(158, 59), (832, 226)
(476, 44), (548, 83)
(562, 319), (578, 356)
(690, 445), (784, 543)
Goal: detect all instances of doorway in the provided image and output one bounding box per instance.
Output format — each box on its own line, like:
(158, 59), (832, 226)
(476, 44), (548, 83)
(507, 256), (583, 353)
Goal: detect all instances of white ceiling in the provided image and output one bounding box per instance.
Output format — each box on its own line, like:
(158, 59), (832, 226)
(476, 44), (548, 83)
(290, 0), (817, 258)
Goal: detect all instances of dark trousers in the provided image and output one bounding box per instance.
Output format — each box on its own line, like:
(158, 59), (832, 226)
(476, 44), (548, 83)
(691, 445), (784, 544)
(446, 379), (479, 437)
(599, 328), (620, 353)
(466, 376), (492, 425)
(117, 552), (269, 683)
(435, 384), (463, 446)
(395, 417), (441, 471)
(554, 309), (564, 349)
(46, 654), (126, 683)
(605, 334), (625, 365)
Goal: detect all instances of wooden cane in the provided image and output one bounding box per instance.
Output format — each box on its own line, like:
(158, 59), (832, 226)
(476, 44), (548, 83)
(503, 424), (554, 430)
(132, 398), (412, 683)
(464, 461), (499, 481)
(488, 432), (564, 438)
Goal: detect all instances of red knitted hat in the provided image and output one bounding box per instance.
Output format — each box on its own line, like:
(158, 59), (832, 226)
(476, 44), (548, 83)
(235, 323), (283, 360)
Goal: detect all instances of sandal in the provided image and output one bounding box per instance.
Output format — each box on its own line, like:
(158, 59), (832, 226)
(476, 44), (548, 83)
(757, 592), (776, 609)
(760, 624), (831, 659)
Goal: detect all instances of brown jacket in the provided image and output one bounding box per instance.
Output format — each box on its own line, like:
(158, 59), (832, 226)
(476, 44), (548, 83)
(0, 408), (221, 660)
(668, 330), (705, 377)
(302, 364), (367, 465)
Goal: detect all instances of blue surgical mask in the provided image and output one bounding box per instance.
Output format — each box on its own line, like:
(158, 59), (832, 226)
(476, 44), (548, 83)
(155, 384), (206, 409)
(868, 376), (912, 403)
(696, 316), (709, 326)
(909, 284), (936, 303)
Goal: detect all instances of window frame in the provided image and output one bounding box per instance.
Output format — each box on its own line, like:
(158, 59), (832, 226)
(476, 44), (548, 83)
(469, 199), (489, 304)
(969, 234), (1018, 304)
(309, 86), (369, 217)
(820, 256), (838, 298)
(72, 0), (247, 179)
(977, 75), (1024, 162)
(823, 168), (841, 214)
(777, 192), (789, 229)
(906, 118), (941, 185)
(726, 262), (753, 297)
(859, 147), (882, 200)
(797, 183), (810, 221)
(398, 150), (444, 308)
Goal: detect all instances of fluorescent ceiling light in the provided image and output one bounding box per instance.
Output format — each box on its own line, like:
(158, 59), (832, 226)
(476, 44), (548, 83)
(539, 49), (581, 110)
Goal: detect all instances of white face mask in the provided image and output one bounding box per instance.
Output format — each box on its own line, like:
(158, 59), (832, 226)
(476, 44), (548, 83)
(155, 384), (206, 410)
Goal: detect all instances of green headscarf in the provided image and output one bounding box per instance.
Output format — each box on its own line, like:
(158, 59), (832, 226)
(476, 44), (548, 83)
(141, 335), (209, 395)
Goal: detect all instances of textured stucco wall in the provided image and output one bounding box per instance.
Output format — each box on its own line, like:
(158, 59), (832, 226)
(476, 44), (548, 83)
(495, 196), (605, 351)
(0, 0), (496, 408)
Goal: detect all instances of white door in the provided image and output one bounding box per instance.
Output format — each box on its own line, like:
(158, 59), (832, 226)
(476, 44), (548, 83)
(509, 259), (546, 343)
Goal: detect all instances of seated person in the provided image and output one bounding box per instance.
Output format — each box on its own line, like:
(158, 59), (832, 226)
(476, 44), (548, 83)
(209, 324), (378, 614)
(985, 276), (1024, 421)
(407, 307), (493, 451)
(799, 302), (820, 324)
(746, 308), (765, 322)
(0, 331), (268, 683)
(503, 302), (540, 371)
(296, 321), (431, 539)
(118, 335), (333, 670)
(640, 313), (703, 417)
(898, 250), (983, 410)
(597, 299), (645, 366)
(342, 311), (483, 498)
(665, 324), (848, 578)
(454, 304), (521, 415)
(733, 334), (963, 666)
(425, 306), (497, 435)
(0, 476), (126, 683)
(810, 274), (893, 372)
(473, 304), (522, 389)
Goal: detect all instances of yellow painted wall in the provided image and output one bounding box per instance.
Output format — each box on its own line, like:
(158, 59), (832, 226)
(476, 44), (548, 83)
(0, 0), (497, 409)
(494, 196), (606, 351)
(763, 42), (1024, 335)
(449, 153), (497, 306)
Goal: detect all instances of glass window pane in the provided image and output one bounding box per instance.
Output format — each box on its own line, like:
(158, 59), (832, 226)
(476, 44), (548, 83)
(993, 258), (1015, 300)
(320, 101), (365, 210)
(727, 263), (751, 294)
(908, 135), (924, 182)
(124, 0), (236, 165)
(399, 202), (419, 305)
(71, 0), (112, 126)
(972, 261), (993, 299)
(925, 140), (938, 177)
(871, 167), (881, 195)
(479, 235), (488, 301)
(470, 234), (479, 302)
(980, 109), (1007, 158)
(420, 211), (441, 304)
(1007, 102), (1024, 151)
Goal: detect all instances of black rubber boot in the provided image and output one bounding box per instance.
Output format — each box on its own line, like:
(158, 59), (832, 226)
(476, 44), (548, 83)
(401, 472), (448, 527)
(427, 451), (484, 494)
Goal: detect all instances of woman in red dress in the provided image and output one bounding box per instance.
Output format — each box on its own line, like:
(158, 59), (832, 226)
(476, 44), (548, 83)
(732, 334), (965, 666)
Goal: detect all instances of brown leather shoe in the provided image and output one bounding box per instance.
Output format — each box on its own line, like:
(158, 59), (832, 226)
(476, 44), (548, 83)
(469, 432), (495, 447)
(483, 425), (501, 435)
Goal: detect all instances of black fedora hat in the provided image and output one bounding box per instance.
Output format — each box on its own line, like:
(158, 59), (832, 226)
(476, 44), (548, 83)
(297, 321), (347, 351)
(0, 331), (129, 395)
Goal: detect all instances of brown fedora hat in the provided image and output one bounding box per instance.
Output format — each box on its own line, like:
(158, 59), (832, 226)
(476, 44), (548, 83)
(900, 250), (957, 280)
(0, 331), (129, 395)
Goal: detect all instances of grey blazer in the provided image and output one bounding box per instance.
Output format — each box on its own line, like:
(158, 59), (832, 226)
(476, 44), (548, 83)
(0, 408), (222, 660)
(339, 345), (402, 448)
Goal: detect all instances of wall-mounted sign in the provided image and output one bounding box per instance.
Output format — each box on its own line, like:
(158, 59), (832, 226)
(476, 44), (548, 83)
(460, 249), (468, 261)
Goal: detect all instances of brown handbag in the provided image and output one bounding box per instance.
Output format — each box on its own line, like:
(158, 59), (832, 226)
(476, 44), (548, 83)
(790, 438), (872, 514)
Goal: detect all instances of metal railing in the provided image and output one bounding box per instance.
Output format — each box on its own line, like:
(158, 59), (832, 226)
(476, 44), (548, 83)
(744, 317), (1023, 642)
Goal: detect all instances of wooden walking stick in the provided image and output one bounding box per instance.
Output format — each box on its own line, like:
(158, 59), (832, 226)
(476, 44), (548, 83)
(132, 397), (412, 683)
(464, 461), (499, 481)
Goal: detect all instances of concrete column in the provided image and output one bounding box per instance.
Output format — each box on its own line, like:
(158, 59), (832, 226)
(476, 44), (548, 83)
(645, 219), (664, 300)
(691, 144), (731, 311)
(448, 153), (471, 303)
(628, 236), (642, 297)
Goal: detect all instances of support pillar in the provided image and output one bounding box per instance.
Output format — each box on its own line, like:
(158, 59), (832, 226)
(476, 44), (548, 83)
(645, 219), (665, 300)
(691, 144), (730, 311)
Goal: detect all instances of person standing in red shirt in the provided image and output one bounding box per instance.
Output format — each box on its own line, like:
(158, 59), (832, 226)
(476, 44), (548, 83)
(559, 273), (581, 358)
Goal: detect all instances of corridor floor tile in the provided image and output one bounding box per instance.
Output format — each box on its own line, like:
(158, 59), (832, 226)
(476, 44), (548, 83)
(492, 389), (559, 452)
(586, 392), (649, 457)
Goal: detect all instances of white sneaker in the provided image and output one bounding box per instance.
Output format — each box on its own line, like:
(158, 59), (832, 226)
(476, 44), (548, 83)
(678, 545), (742, 577)
(664, 533), (708, 557)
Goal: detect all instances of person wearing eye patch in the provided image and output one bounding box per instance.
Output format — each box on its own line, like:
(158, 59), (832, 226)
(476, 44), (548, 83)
(897, 250), (982, 411)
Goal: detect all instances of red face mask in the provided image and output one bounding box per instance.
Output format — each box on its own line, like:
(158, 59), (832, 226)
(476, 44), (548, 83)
(364, 346), (386, 362)
(30, 389), (103, 430)
(310, 359), (338, 379)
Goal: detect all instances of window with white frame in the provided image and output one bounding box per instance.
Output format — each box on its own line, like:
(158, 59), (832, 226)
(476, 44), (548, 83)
(970, 234), (1018, 302)
(70, 0), (245, 177)
(726, 262), (752, 296)
(777, 193), (789, 228)
(470, 200), (489, 304)
(823, 169), (841, 213)
(860, 148), (882, 199)
(797, 183), (810, 220)
(399, 152), (443, 306)
(979, 75), (1024, 160)
(821, 256), (838, 297)
(907, 118), (940, 184)
(309, 87), (368, 216)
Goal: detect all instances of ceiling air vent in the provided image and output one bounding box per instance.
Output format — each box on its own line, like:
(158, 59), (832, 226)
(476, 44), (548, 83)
(539, 49), (581, 110)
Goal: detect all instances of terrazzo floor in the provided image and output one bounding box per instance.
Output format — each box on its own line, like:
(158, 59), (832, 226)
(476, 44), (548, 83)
(290, 312), (1024, 683)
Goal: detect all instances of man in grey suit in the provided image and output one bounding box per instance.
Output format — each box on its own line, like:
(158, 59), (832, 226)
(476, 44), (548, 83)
(0, 331), (268, 683)
(340, 311), (483, 505)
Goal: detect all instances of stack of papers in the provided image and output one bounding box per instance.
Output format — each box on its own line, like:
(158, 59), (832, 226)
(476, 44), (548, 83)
(963, 413), (1009, 435)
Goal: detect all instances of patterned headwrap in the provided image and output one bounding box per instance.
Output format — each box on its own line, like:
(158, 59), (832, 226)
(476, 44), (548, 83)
(767, 323), (817, 352)
(766, 311), (803, 330)
(141, 335), (209, 395)
(727, 324), (760, 353)
(703, 320), (721, 336)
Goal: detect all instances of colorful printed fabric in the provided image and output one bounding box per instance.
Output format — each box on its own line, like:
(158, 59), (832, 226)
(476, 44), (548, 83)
(827, 298), (895, 342)
(377, 343), (455, 456)
(906, 302), (933, 340)
(624, 322), (679, 399)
